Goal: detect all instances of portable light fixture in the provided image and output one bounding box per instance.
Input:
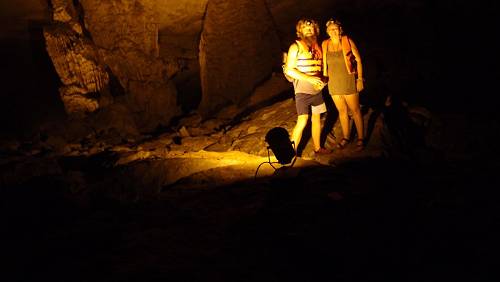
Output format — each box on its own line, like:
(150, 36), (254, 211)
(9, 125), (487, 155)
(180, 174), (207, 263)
(265, 127), (296, 165)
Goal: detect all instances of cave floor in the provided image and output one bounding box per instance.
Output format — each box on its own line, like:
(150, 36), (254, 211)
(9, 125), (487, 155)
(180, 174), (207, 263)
(4, 153), (497, 282)
(2, 105), (498, 281)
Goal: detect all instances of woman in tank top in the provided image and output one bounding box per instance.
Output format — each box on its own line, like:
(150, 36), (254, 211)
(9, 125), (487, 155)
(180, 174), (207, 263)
(321, 19), (365, 151)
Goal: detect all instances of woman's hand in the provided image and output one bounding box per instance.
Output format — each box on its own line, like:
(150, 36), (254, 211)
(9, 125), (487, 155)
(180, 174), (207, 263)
(356, 78), (364, 92)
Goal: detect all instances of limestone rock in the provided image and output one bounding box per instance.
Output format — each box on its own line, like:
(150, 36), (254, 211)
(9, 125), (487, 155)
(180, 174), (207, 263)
(80, 0), (183, 129)
(198, 0), (281, 116)
(127, 80), (180, 133)
(58, 85), (100, 116)
(88, 103), (141, 141)
(51, 0), (78, 24)
(80, 0), (159, 57)
(43, 23), (109, 117)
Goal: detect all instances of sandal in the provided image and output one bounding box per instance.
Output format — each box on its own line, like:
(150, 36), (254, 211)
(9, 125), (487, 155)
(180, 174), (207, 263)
(336, 138), (350, 150)
(355, 139), (364, 151)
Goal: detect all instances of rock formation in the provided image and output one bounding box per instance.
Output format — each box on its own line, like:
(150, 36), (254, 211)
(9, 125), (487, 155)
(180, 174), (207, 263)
(43, 0), (108, 117)
(198, 0), (281, 116)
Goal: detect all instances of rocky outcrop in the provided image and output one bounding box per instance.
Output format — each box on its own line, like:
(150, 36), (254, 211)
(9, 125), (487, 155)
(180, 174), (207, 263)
(198, 0), (281, 116)
(43, 0), (109, 117)
(43, 0), (340, 129)
(79, 0), (186, 131)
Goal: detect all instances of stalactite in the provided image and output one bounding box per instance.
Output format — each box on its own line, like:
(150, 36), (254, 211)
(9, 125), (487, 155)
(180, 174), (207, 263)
(44, 23), (109, 117)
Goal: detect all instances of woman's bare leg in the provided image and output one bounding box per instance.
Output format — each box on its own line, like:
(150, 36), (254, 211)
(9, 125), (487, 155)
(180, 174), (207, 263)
(292, 114), (309, 151)
(332, 95), (350, 139)
(344, 93), (364, 140)
(311, 113), (321, 151)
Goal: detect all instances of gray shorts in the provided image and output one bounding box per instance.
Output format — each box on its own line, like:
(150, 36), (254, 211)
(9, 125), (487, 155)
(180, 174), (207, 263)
(295, 93), (327, 115)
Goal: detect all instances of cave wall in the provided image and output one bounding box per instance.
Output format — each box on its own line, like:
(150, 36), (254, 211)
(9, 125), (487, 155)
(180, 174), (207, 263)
(78, 0), (191, 131)
(198, 0), (281, 116)
(0, 0), (63, 139)
(1, 0), (344, 138)
(2, 0), (496, 140)
(39, 0), (293, 130)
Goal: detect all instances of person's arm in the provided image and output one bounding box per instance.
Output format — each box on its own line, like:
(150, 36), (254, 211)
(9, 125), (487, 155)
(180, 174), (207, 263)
(321, 40), (328, 77)
(350, 38), (363, 81)
(350, 38), (364, 92)
(284, 43), (323, 87)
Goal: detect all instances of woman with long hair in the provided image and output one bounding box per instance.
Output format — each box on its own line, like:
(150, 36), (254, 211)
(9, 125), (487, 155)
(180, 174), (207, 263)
(322, 19), (365, 151)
